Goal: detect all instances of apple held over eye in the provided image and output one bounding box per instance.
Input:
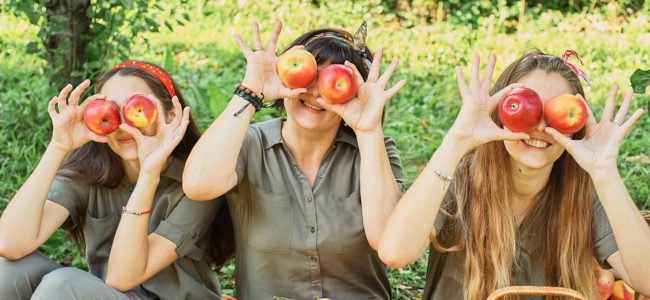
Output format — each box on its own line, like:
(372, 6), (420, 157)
(543, 94), (587, 134)
(277, 49), (318, 89)
(317, 64), (357, 104)
(122, 95), (158, 128)
(498, 87), (543, 132)
(82, 98), (121, 135)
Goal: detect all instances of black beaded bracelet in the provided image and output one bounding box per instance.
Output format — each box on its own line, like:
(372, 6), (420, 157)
(233, 84), (264, 116)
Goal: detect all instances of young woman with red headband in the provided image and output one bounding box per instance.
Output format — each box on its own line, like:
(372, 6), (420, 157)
(0, 62), (229, 299)
(379, 51), (650, 299)
(184, 20), (406, 299)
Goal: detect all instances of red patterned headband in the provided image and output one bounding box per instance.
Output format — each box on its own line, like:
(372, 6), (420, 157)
(522, 50), (592, 86)
(113, 61), (177, 97)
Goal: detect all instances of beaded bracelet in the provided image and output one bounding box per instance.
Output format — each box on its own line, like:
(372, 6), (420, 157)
(122, 206), (152, 216)
(233, 83), (264, 116)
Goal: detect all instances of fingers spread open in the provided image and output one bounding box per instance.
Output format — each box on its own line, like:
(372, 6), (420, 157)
(266, 20), (282, 53)
(385, 79), (406, 100)
(69, 80), (90, 106)
(57, 84), (73, 111)
(481, 54), (496, 90)
(613, 91), (633, 124)
(367, 48), (383, 82)
(251, 21), (263, 50)
(378, 59), (399, 87)
(344, 61), (365, 88)
(233, 34), (252, 57)
(602, 85), (618, 122)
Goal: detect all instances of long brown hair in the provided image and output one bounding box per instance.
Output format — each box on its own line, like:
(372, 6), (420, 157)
(57, 62), (234, 268)
(431, 50), (596, 299)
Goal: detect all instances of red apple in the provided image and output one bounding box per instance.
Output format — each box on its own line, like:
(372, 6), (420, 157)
(277, 49), (318, 89)
(543, 94), (587, 134)
(122, 94), (158, 128)
(611, 280), (635, 300)
(498, 87), (543, 132)
(317, 64), (356, 104)
(595, 264), (615, 300)
(82, 98), (121, 135)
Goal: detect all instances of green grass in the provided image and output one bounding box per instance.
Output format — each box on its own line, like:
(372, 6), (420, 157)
(1, 2), (648, 298)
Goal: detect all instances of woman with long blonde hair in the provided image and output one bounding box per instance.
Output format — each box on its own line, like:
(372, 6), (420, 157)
(378, 51), (650, 299)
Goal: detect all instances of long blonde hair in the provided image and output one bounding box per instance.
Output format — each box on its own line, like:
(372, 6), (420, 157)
(431, 51), (596, 299)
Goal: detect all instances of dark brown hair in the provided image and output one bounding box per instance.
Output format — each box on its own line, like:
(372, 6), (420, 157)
(57, 62), (234, 268)
(431, 50), (596, 299)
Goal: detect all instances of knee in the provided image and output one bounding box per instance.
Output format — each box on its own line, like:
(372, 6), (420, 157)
(0, 255), (50, 297)
(32, 267), (87, 298)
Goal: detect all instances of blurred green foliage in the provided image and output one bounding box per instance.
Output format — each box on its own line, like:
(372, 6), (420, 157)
(1, 0), (648, 298)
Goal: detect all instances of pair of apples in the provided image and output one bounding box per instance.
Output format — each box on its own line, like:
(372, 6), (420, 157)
(498, 87), (587, 134)
(595, 264), (638, 300)
(277, 49), (356, 104)
(82, 95), (158, 135)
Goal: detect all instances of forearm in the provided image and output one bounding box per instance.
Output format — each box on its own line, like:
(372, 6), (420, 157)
(183, 96), (254, 200)
(379, 136), (467, 267)
(357, 130), (401, 249)
(593, 171), (650, 291)
(0, 145), (68, 252)
(106, 173), (159, 290)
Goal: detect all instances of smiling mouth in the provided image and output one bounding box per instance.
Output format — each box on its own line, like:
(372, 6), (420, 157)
(300, 100), (325, 111)
(118, 137), (135, 144)
(523, 138), (551, 149)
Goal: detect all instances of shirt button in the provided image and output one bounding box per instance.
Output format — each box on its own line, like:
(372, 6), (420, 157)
(310, 256), (318, 262)
(312, 283), (320, 291)
(306, 196), (313, 203)
(310, 226), (315, 234)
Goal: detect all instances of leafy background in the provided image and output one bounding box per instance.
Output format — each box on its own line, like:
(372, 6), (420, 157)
(1, 0), (648, 298)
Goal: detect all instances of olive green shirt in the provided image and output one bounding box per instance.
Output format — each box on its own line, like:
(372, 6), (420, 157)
(226, 118), (404, 300)
(48, 158), (222, 299)
(422, 188), (618, 299)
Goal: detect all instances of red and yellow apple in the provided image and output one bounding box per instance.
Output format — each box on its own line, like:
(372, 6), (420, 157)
(611, 280), (635, 300)
(317, 64), (356, 104)
(543, 94), (587, 134)
(498, 87), (543, 132)
(595, 264), (615, 300)
(277, 49), (318, 89)
(122, 95), (158, 128)
(82, 98), (121, 135)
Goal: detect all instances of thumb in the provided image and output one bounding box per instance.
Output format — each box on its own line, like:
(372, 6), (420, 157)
(119, 124), (144, 143)
(315, 97), (344, 115)
(544, 127), (574, 149)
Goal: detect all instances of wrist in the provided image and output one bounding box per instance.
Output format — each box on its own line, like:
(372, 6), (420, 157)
(137, 171), (161, 184)
(46, 142), (72, 158)
(589, 166), (620, 184)
(241, 78), (264, 95)
(442, 130), (474, 157)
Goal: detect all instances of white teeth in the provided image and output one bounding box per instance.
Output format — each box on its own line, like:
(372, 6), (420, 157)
(523, 139), (549, 148)
(303, 101), (324, 111)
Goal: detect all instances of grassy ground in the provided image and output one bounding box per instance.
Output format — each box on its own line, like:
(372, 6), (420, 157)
(1, 2), (648, 298)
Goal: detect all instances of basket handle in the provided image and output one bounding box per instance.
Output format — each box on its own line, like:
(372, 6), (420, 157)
(487, 286), (586, 300)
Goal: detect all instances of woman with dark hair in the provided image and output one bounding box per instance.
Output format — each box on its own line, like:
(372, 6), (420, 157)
(0, 62), (226, 299)
(184, 20), (406, 299)
(379, 51), (650, 299)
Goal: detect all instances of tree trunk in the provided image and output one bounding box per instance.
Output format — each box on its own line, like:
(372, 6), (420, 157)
(44, 0), (91, 85)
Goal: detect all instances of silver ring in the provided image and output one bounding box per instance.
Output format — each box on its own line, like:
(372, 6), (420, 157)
(613, 119), (622, 126)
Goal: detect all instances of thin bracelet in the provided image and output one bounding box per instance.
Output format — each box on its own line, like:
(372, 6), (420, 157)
(426, 162), (454, 190)
(122, 206), (152, 216)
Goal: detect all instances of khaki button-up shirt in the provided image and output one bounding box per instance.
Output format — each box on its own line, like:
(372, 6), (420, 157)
(422, 187), (618, 299)
(48, 158), (222, 299)
(226, 118), (404, 299)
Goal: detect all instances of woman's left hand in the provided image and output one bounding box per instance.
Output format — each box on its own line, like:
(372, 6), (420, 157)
(316, 49), (406, 134)
(545, 86), (645, 177)
(119, 96), (191, 175)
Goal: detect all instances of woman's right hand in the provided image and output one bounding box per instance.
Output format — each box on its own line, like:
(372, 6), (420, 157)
(48, 80), (108, 154)
(447, 54), (529, 153)
(233, 20), (307, 102)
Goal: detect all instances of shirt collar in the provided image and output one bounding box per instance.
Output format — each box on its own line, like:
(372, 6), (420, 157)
(261, 118), (359, 150)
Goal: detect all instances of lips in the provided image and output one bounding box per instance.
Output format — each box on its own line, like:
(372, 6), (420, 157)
(300, 99), (325, 111)
(117, 136), (135, 144)
(523, 138), (551, 149)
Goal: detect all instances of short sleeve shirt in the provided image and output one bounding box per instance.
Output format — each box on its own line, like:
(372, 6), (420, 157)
(226, 118), (404, 300)
(421, 188), (618, 299)
(47, 158), (222, 299)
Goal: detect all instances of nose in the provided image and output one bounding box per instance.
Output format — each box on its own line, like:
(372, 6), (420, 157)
(531, 113), (548, 132)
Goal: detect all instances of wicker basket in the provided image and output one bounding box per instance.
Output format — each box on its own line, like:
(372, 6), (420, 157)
(642, 210), (650, 227)
(487, 286), (586, 300)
